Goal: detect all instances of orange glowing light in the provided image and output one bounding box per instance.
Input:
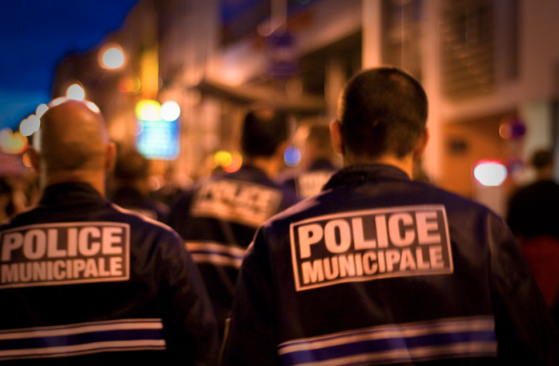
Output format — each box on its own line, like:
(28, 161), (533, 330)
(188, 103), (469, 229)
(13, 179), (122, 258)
(118, 76), (141, 93)
(0, 128), (28, 154)
(223, 152), (242, 173)
(22, 152), (33, 168)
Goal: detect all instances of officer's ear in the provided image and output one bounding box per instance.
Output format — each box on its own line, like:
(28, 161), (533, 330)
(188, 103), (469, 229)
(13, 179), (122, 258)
(330, 120), (344, 156)
(413, 127), (429, 161)
(27, 147), (41, 174)
(104, 142), (117, 172)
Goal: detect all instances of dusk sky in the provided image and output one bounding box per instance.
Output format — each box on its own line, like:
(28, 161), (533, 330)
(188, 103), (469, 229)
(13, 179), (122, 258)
(0, 0), (139, 131)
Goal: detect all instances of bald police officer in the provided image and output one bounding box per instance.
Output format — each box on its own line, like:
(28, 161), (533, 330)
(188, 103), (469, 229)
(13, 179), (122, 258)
(222, 68), (559, 365)
(0, 100), (218, 365)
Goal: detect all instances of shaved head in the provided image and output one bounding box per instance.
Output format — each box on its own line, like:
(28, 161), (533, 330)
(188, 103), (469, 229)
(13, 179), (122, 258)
(36, 100), (108, 172)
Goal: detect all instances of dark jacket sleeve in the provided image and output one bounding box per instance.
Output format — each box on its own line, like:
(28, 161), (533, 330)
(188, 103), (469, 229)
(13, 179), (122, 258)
(158, 229), (220, 366)
(488, 214), (559, 364)
(221, 227), (280, 366)
(166, 191), (194, 237)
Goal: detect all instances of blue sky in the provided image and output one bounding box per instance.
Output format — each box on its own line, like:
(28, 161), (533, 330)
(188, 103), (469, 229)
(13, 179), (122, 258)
(0, 0), (138, 130)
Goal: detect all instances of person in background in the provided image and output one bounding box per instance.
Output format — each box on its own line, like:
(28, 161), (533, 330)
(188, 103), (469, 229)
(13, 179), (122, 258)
(110, 148), (169, 222)
(280, 122), (339, 199)
(151, 165), (187, 207)
(0, 99), (219, 365)
(222, 67), (558, 365)
(167, 107), (299, 339)
(0, 177), (16, 221)
(506, 148), (559, 317)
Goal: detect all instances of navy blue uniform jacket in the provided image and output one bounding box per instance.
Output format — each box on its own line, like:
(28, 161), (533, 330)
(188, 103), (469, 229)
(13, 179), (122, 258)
(223, 165), (559, 366)
(0, 183), (219, 365)
(167, 165), (299, 337)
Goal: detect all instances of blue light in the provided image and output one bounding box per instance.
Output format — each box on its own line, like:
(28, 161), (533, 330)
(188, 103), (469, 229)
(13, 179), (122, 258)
(284, 146), (301, 167)
(136, 118), (179, 160)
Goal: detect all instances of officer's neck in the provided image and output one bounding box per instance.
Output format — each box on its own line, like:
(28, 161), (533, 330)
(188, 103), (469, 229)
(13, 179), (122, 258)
(343, 153), (413, 179)
(243, 156), (282, 179)
(42, 170), (107, 197)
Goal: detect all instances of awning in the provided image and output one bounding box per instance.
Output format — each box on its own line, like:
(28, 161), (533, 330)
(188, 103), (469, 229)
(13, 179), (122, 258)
(193, 79), (326, 115)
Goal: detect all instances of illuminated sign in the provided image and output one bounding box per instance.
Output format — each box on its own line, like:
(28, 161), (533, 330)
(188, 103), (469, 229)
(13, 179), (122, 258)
(136, 118), (179, 160)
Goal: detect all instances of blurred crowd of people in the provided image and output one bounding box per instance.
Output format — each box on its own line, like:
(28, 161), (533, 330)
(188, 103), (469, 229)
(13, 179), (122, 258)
(0, 67), (558, 364)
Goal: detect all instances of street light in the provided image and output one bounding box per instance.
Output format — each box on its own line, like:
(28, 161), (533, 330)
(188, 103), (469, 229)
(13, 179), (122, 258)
(67, 84), (85, 101)
(100, 44), (125, 69)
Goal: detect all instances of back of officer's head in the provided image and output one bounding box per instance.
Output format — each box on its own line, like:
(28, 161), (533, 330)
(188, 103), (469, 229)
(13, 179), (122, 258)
(531, 149), (553, 170)
(114, 148), (149, 183)
(338, 67), (428, 159)
(241, 108), (289, 158)
(306, 123), (334, 159)
(36, 99), (108, 173)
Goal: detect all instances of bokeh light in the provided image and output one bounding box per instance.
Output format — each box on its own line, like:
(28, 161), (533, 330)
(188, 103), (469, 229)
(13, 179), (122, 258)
(66, 84), (85, 101)
(50, 97), (67, 107)
(214, 150), (233, 167)
(284, 146), (301, 167)
(224, 152), (242, 173)
(102, 46), (125, 69)
(474, 161), (507, 186)
(22, 152), (33, 168)
(214, 150), (242, 173)
(20, 115), (41, 136)
(161, 101), (181, 121)
(36, 104), (49, 118)
(135, 100), (161, 121)
(118, 76), (141, 93)
(0, 128), (28, 154)
(86, 101), (100, 113)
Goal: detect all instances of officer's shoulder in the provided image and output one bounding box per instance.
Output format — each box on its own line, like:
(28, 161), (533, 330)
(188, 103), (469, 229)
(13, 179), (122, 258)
(110, 203), (179, 238)
(265, 179), (499, 230)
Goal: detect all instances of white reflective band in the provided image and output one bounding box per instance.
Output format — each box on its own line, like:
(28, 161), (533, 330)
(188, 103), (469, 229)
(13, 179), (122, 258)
(0, 319), (166, 361)
(278, 316), (496, 366)
(186, 242), (246, 268)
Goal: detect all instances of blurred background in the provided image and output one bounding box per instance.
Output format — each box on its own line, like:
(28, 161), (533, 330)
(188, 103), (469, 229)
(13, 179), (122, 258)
(0, 0), (557, 217)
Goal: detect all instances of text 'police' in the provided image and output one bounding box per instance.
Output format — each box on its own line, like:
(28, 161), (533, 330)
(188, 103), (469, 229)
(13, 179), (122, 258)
(0, 222), (130, 289)
(289, 205), (453, 291)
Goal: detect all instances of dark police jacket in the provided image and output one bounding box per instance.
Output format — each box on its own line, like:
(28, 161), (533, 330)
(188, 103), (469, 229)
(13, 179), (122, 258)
(110, 187), (169, 223)
(167, 165), (299, 337)
(223, 165), (559, 366)
(0, 183), (219, 365)
(281, 158), (338, 199)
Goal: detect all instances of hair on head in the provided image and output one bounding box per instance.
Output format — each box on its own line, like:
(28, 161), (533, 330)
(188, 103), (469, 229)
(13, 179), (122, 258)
(531, 149), (554, 170)
(241, 108), (289, 158)
(114, 148), (150, 181)
(337, 67), (428, 158)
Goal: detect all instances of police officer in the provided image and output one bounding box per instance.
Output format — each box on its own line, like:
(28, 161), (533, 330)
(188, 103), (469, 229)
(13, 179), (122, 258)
(0, 100), (219, 365)
(222, 67), (559, 365)
(110, 148), (169, 222)
(167, 108), (299, 339)
(280, 122), (339, 199)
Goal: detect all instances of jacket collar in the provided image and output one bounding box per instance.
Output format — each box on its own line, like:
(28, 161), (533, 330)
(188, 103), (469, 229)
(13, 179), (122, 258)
(39, 182), (105, 206)
(323, 164), (410, 191)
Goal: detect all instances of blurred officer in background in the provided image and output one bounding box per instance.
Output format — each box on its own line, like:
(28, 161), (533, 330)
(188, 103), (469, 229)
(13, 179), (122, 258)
(0, 100), (219, 365)
(110, 148), (169, 222)
(507, 149), (559, 315)
(507, 149), (559, 240)
(167, 107), (299, 339)
(280, 122), (339, 199)
(223, 67), (559, 365)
